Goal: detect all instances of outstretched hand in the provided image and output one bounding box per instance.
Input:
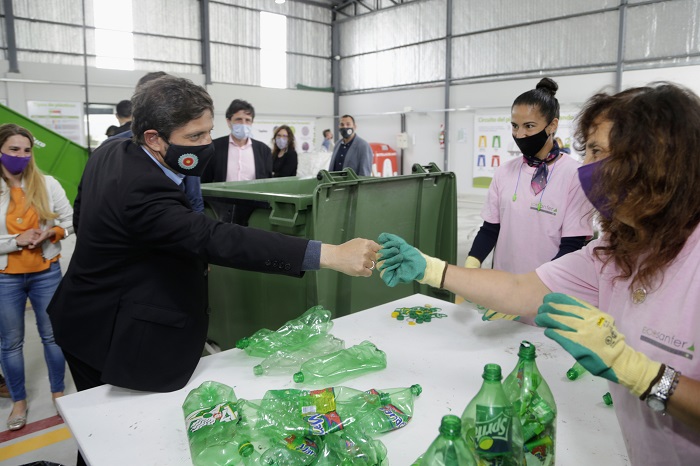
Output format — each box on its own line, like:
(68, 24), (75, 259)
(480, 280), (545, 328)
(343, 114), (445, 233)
(321, 238), (380, 277)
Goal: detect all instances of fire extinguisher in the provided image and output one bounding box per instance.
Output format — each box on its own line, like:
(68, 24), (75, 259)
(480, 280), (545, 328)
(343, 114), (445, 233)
(439, 124), (445, 150)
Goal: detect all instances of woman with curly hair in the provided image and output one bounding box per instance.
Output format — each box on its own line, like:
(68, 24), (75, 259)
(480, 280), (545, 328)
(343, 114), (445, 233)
(376, 82), (700, 464)
(0, 123), (73, 430)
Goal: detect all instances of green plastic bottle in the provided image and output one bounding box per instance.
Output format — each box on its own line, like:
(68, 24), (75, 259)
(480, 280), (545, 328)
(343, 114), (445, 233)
(315, 425), (389, 465)
(236, 306), (333, 358)
(503, 341), (557, 466)
(417, 414), (477, 466)
(566, 361), (587, 381)
(182, 381), (253, 466)
(293, 341), (387, 385)
(253, 334), (345, 376)
(360, 384), (423, 435)
(461, 364), (524, 466)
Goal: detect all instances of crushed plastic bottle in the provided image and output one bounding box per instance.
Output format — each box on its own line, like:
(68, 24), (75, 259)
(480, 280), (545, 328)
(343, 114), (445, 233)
(293, 341), (387, 385)
(314, 425), (388, 466)
(359, 384), (423, 435)
(182, 381), (254, 466)
(503, 341), (557, 466)
(254, 334), (345, 376)
(236, 306), (333, 358)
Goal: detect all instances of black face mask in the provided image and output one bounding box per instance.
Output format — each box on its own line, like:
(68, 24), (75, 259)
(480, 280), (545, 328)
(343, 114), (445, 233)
(513, 126), (550, 161)
(163, 141), (215, 176)
(339, 128), (354, 139)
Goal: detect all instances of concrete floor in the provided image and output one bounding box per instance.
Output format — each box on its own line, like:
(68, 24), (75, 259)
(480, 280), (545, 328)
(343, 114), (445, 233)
(0, 194), (487, 466)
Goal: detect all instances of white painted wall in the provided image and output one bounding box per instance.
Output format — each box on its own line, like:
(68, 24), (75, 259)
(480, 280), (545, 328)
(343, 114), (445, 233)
(3, 59), (700, 193)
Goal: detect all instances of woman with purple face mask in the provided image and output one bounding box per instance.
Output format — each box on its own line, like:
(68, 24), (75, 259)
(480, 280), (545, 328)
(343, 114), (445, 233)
(271, 125), (298, 178)
(376, 83), (700, 464)
(0, 123), (72, 431)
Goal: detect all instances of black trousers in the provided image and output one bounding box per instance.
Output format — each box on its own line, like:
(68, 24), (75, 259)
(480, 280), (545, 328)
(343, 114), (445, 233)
(63, 351), (104, 466)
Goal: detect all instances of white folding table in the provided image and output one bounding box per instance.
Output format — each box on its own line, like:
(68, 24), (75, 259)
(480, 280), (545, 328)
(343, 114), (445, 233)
(56, 294), (629, 465)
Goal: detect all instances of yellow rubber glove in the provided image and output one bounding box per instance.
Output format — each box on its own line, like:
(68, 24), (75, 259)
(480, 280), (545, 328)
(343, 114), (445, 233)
(464, 256), (481, 268)
(535, 293), (663, 398)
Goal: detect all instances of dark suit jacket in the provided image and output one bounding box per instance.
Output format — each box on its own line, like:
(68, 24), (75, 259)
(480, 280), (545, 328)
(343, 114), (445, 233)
(272, 148), (298, 177)
(200, 136), (272, 183)
(200, 136), (273, 225)
(48, 138), (309, 392)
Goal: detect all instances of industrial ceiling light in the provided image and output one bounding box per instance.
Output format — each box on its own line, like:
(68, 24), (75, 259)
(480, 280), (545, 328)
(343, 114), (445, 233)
(275, 0), (286, 4)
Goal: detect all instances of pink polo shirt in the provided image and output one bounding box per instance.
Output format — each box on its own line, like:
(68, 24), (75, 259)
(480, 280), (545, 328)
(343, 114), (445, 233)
(226, 136), (256, 181)
(482, 153), (593, 274)
(536, 227), (700, 465)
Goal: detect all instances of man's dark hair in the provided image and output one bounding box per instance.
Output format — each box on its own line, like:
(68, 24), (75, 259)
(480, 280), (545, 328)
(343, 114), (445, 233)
(131, 76), (214, 145)
(115, 100), (132, 119)
(135, 71), (168, 90)
(225, 99), (255, 120)
(340, 115), (355, 125)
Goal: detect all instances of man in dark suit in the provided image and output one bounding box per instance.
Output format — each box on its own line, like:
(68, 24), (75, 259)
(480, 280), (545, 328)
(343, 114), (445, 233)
(48, 76), (379, 397)
(201, 99), (271, 225)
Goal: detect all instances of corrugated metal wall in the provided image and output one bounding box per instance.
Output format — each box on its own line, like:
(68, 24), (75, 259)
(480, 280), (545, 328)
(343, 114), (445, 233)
(1, 0), (699, 92)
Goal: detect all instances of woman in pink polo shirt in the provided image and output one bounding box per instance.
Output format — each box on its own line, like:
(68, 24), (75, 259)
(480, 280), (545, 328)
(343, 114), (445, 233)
(377, 82), (700, 464)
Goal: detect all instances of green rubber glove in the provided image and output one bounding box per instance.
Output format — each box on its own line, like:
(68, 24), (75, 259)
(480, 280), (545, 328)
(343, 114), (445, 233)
(377, 233), (446, 288)
(535, 293), (662, 398)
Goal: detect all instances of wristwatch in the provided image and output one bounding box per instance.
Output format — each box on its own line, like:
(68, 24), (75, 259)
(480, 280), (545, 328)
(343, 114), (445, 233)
(645, 365), (680, 413)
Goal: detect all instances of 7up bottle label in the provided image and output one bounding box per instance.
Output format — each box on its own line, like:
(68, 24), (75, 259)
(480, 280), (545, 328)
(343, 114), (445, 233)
(475, 404), (513, 461)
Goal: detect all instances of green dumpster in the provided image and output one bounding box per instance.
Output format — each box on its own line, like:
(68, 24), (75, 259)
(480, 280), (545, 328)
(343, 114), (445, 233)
(0, 103), (89, 205)
(202, 164), (457, 350)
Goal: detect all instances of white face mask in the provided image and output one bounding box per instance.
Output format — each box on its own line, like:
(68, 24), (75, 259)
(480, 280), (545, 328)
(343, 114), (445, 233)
(231, 124), (252, 140)
(275, 137), (288, 150)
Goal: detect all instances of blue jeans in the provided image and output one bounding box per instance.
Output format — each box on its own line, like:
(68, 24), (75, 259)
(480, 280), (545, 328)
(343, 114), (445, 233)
(0, 261), (65, 401)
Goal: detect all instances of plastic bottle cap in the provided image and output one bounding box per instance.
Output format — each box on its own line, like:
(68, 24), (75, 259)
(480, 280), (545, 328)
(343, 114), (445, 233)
(411, 384), (423, 396)
(293, 371), (304, 383)
(253, 365), (263, 376)
(397, 314), (405, 320)
(603, 392), (613, 406)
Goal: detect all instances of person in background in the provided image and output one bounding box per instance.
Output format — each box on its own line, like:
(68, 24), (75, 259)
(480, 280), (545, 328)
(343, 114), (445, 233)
(201, 99), (272, 224)
(104, 72), (205, 214)
(465, 78), (592, 323)
(376, 82), (700, 465)
(0, 123), (73, 431)
(271, 125), (298, 178)
(111, 100), (133, 136)
(328, 115), (373, 176)
(321, 128), (335, 152)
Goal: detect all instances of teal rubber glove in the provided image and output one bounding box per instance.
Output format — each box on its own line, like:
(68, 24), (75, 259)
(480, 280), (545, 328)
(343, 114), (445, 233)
(377, 233), (447, 288)
(535, 293), (662, 398)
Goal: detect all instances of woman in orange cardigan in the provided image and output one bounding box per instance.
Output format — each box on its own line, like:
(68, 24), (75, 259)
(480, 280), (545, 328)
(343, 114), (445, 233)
(0, 123), (73, 431)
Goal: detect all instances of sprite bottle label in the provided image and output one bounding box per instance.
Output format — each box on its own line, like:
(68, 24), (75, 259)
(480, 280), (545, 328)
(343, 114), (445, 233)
(285, 434), (319, 458)
(185, 401), (239, 436)
(474, 405), (513, 458)
(300, 388), (344, 435)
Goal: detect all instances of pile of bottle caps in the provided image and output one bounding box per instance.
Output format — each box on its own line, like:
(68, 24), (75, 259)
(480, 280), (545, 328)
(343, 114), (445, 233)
(390, 305), (447, 325)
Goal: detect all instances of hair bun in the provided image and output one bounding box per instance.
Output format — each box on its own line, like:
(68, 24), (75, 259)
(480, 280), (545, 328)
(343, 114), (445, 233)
(536, 78), (558, 97)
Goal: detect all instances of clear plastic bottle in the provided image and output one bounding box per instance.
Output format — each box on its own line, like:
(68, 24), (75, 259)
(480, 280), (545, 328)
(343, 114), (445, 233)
(417, 414), (477, 466)
(236, 306), (333, 358)
(253, 334), (345, 376)
(293, 341), (387, 385)
(461, 364), (524, 466)
(503, 341), (556, 466)
(182, 381), (251, 466)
